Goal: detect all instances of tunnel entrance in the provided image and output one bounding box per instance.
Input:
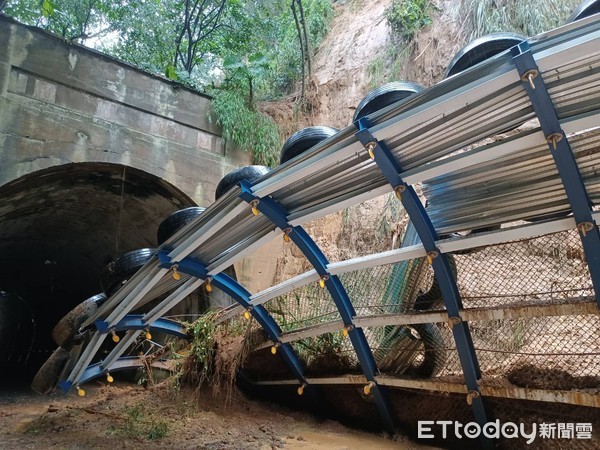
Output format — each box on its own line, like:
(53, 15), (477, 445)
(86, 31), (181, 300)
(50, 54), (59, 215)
(0, 163), (195, 383)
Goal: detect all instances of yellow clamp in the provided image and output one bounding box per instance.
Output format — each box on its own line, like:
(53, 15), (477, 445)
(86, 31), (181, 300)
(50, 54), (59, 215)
(466, 390), (480, 406)
(546, 132), (563, 151)
(250, 199), (260, 216)
(448, 316), (462, 328)
(271, 342), (280, 355)
(283, 228), (292, 243)
(577, 222), (595, 237)
(297, 383), (307, 396)
(243, 306), (253, 320)
(144, 329), (152, 340)
(172, 264), (181, 281)
(426, 250), (439, 265)
(319, 274), (330, 289)
(342, 324), (354, 337)
(365, 142), (376, 160)
(521, 69), (538, 90)
(363, 380), (376, 396)
(106, 373), (114, 383)
(76, 386), (85, 397)
(110, 330), (120, 343)
(205, 278), (213, 293)
(394, 185), (406, 200)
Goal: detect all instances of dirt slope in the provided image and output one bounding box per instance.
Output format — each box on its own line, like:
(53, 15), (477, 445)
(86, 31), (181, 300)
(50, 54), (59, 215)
(253, 0), (465, 290)
(311, 0), (464, 128)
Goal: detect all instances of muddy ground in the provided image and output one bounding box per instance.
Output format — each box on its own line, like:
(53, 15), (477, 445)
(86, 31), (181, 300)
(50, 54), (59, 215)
(0, 382), (434, 449)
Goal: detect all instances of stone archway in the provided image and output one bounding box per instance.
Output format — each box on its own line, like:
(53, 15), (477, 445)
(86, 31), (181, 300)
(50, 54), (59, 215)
(0, 162), (195, 379)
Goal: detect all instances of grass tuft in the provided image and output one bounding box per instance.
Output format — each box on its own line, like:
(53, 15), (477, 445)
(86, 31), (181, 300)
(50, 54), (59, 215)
(460, 0), (580, 39)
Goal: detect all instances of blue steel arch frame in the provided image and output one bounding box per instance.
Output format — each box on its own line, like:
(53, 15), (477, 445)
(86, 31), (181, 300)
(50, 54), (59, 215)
(95, 315), (188, 338)
(355, 118), (492, 448)
(155, 251), (308, 385)
(60, 252), (308, 393)
(76, 357), (174, 386)
(58, 316), (190, 392)
(512, 41), (600, 306)
(238, 180), (396, 434)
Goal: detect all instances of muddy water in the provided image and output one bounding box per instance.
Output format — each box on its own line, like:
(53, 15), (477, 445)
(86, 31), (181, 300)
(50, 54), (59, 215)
(284, 428), (437, 449)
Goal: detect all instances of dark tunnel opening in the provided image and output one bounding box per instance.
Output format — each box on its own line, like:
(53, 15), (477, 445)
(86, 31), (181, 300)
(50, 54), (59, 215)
(0, 163), (195, 384)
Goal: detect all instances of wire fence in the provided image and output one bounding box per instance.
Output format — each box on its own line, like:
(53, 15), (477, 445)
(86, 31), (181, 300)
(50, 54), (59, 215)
(249, 226), (600, 428)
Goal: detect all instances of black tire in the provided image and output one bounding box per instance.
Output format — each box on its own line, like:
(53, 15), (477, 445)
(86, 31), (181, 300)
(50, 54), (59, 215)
(413, 254), (457, 310)
(410, 324), (447, 378)
(567, 0), (600, 22)
(215, 165), (270, 200)
(353, 81), (424, 122)
(31, 347), (70, 394)
(279, 126), (339, 165)
(157, 207), (206, 245)
(445, 33), (526, 78)
(51, 293), (106, 349)
(101, 248), (156, 295)
(58, 342), (86, 383)
(378, 323), (446, 378)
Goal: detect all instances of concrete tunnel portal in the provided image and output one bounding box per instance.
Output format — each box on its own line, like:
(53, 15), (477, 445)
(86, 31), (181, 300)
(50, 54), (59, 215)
(0, 16), (252, 383)
(0, 163), (196, 382)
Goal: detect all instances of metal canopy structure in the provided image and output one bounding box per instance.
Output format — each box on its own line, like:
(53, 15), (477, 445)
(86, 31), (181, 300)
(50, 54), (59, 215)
(57, 14), (600, 447)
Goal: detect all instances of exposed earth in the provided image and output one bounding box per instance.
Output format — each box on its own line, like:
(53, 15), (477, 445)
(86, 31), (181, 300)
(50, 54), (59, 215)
(0, 382), (434, 449)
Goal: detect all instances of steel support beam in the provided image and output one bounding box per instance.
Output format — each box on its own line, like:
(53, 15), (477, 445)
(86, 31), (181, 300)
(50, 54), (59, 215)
(95, 315), (188, 339)
(77, 357), (174, 386)
(238, 180), (396, 434)
(355, 118), (492, 446)
(156, 251), (308, 386)
(254, 297), (597, 349)
(215, 211), (600, 325)
(253, 376), (600, 408)
(512, 41), (600, 307)
(60, 317), (189, 391)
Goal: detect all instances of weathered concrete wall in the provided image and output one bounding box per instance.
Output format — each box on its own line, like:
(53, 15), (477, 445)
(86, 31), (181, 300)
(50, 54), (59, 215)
(0, 16), (253, 370)
(0, 15), (251, 206)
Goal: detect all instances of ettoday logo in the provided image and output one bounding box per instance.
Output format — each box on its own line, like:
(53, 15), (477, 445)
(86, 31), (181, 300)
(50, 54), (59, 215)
(418, 421), (593, 444)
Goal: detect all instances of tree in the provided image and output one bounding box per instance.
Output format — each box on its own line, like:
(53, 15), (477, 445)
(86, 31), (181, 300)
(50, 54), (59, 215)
(2, 0), (119, 43)
(173, 0), (227, 75)
(3, 0), (334, 165)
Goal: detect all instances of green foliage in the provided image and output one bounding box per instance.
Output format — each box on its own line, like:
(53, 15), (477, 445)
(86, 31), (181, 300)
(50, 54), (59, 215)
(385, 0), (434, 42)
(223, 0), (333, 97)
(4, 0), (121, 42)
(187, 312), (217, 385)
(211, 89), (281, 167)
(461, 0), (579, 39)
(210, 0), (332, 163)
(366, 45), (410, 89)
(4, 0), (335, 163)
(115, 405), (169, 440)
(41, 0), (54, 18)
(304, 0), (334, 48)
(295, 331), (346, 357)
(148, 421), (169, 440)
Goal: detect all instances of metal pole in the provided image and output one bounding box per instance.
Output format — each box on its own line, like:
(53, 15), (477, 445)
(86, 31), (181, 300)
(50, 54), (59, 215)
(355, 118), (492, 447)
